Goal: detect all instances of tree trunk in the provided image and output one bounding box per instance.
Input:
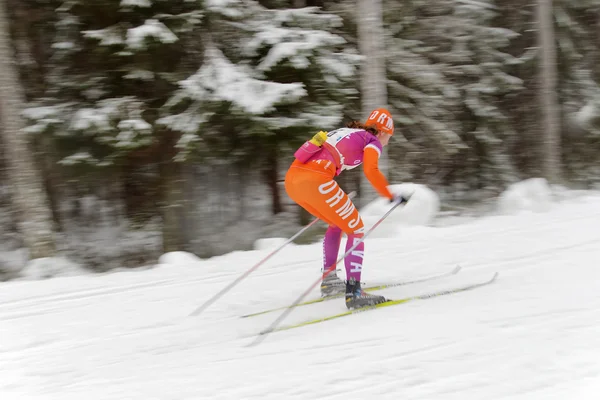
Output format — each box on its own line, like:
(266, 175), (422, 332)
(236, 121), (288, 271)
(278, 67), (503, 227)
(357, 0), (388, 206)
(264, 149), (283, 215)
(537, 0), (561, 183)
(0, 0), (55, 259)
(159, 155), (185, 253)
(38, 135), (63, 231)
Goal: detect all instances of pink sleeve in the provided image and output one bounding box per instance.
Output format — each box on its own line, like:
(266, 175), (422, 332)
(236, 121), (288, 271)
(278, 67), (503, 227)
(363, 147), (393, 199)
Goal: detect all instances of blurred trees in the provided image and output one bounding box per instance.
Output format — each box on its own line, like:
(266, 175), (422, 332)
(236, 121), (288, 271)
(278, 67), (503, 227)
(0, 0), (56, 259)
(14, 0), (358, 254)
(537, 0), (561, 183)
(2, 0), (600, 265)
(383, 0), (523, 189)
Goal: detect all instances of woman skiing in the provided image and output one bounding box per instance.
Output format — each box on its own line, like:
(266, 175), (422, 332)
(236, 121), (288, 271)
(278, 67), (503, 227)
(285, 108), (402, 310)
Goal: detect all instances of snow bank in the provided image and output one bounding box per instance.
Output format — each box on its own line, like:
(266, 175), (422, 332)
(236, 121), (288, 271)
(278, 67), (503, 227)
(19, 257), (87, 280)
(497, 178), (553, 215)
(0, 248), (27, 277)
(254, 238), (289, 251)
(3, 186), (600, 399)
(158, 251), (203, 267)
(360, 183), (440, 238)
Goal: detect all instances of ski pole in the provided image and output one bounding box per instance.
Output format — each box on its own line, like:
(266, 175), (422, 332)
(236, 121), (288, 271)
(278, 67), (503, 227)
(190, 192), (356, 317)
(249, 198), (405, 346)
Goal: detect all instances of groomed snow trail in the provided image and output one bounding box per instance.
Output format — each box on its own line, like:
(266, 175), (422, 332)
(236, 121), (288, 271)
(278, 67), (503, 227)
(1, 194), (600, 400)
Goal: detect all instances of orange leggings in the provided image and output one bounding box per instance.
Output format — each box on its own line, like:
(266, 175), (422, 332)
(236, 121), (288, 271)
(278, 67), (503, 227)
(284, 159), (365, 235)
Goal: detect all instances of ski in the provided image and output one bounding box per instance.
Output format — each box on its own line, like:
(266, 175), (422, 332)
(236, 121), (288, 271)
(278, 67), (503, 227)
(262, 272), (498, 334)
(241, 265), (462, 318)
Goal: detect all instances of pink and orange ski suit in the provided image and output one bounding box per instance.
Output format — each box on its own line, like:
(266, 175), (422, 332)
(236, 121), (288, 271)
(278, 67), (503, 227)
(285, 127), (393, 282)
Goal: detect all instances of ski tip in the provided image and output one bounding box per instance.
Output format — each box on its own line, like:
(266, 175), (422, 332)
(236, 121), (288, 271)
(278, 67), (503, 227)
(241, 309), (274, 318)
(490, 272), (499, 282)
(452, 265), (462, 274)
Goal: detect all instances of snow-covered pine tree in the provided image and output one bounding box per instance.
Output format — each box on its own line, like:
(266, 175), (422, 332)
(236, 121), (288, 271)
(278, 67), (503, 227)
(557, 0), (600, 108)
(24, 0), (203, 252)
(553, 0), (600, 183)
(495, 0), (600, 184)
(324, 0), (521, 190)
(162, 1), (360, 214)
(382, 0), (464, 185)
(397, 0), (523, 190)
(28, 0), (203, 166)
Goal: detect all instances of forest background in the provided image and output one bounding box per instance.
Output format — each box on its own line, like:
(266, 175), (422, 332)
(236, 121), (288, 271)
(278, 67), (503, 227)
(1, 0), (599, 278)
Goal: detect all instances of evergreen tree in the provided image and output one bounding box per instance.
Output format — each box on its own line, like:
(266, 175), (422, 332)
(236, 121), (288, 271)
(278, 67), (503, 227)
(26, 0), (203, 166)
(24, 0), (203, 251)
(383, 0), (463, 185)
(553, 0), (600, 183)
(449, 0), (523, 188)
(385, 0), (523, 189)
(496, 0), (600, 184)
(163, 1), (360, 213)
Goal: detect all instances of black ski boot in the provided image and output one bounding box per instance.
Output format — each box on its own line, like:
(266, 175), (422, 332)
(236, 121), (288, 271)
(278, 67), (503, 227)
(320, 273), (345, 297)
(345, 279), (387, 309)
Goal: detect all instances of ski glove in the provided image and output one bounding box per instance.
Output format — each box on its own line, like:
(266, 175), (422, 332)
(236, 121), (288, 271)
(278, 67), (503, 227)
(390, 192), (412, 205)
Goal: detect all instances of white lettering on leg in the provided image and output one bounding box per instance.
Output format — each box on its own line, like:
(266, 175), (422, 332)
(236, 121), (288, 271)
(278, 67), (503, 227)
(351, 249), (364, 259)
(326, 187), (345, 208)
(336, 198), (355, 220)
(350, 237), (364, 273)
(318, 180), (337, 195)
(350, 261), (362, 273)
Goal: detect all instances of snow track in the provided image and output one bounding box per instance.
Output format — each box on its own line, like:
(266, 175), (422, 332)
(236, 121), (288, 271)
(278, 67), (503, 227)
(1, 194), (600, 399)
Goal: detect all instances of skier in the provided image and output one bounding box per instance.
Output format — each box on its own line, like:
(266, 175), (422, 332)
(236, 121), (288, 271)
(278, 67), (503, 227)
(285, 108), (405, 310)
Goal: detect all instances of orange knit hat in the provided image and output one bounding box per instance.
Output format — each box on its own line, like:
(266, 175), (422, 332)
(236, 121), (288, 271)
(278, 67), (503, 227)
(365, 108), (394, 135)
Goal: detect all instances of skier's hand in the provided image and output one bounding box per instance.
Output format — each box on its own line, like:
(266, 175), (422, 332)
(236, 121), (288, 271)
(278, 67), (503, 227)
(389, 190), (413, 205)
(390, 194), (408, 205)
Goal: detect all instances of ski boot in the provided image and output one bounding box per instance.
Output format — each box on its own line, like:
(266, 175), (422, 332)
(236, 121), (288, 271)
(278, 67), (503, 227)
(320, 273), (346, 297)
(345, 279), (387, 310)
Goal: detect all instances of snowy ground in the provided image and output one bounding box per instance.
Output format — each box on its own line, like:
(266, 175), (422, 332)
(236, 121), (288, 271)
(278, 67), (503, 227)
(2, 188), (600, 399)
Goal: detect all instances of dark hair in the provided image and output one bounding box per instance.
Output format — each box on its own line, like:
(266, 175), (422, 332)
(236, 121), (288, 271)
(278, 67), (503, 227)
(346, 120), (378, 135)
